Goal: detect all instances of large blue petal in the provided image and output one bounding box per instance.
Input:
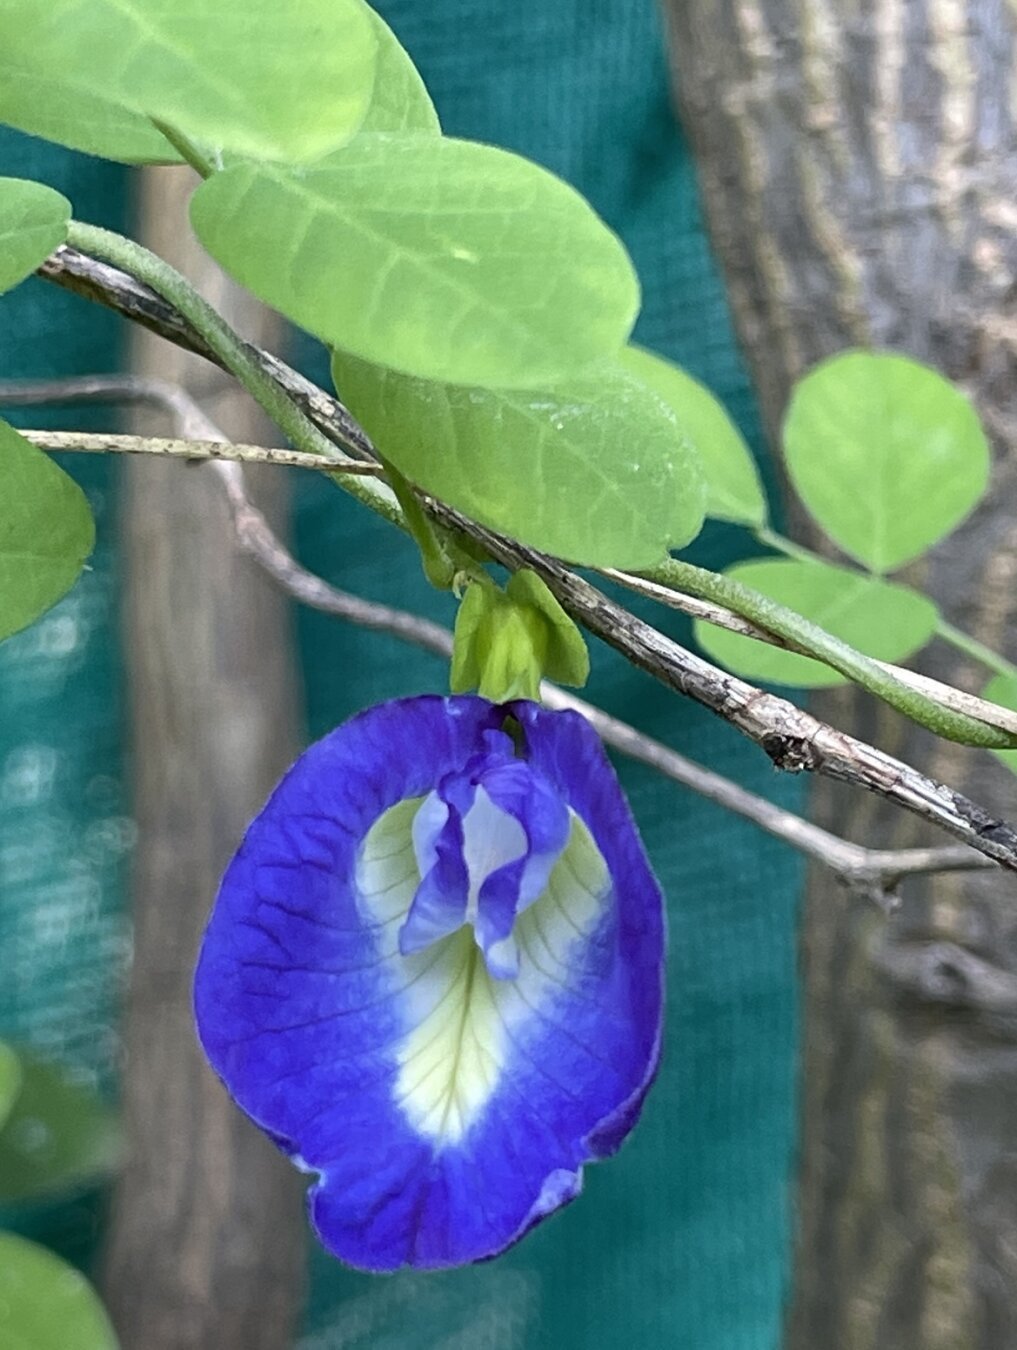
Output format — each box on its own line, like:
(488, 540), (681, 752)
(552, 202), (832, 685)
(194, 696), (665, 1271)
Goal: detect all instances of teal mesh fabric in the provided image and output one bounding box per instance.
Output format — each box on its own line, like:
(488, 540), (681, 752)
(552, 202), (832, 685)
(0, 2), (803, 1346)
(0, 134), (129, 1267)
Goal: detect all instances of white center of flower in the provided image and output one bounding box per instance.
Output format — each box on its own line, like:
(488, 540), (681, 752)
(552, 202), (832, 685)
(356, 801), (612, 1147)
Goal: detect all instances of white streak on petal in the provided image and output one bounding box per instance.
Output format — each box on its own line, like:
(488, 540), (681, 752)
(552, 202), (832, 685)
(411, 791), (450, 878)
(461, 786), (527, 922)
(357, 796), (422, 932)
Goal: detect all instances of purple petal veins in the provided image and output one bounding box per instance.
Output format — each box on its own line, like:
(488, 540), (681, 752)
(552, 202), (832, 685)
(194, 695), (665, 1272)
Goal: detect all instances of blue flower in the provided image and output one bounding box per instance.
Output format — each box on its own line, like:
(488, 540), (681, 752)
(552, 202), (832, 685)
(194, 696), (665, 1271)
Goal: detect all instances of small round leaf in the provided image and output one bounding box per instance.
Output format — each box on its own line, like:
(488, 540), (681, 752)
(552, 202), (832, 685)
(783, 350), (989, 572)
(0, 1052), (119, 1203)
(984, 674), (1017, 776)
(694, 556), (939, 688)
(0, 1041), (23, 1132)
(0, 420), (95, 643)
(0, 177), (70, 295)
(0, 1233), (119, 1350)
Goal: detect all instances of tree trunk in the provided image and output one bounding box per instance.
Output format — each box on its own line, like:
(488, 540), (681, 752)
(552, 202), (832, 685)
(100, 168), (306, 1349)
(661, 3), (1017, 1347)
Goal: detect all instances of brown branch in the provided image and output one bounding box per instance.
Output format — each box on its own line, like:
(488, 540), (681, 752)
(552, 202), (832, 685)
(34, 246), (1017, 876)
(6, 379), (997, 903)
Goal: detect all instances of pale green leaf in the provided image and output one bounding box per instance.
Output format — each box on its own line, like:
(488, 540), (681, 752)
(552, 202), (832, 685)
(0, 0), (378, 163)
(783, 350), (989, 572)
(194, 134), (640, 388)
(0, 1042), (22, 1133)
(694, 556), (939, 688)
(332, 351), (705, 567)
(983, 674), (1017, 775)
(620, 344), (767, 526)
(0, 177), (70, 294)
(0, 59), (180, 163)
(505, 570), (589, 686)
(0, 1234), (119, 1350)
(357, 5), (440, 134)
(0, 419), (95, 642)
(0, 1052), (120, 1203)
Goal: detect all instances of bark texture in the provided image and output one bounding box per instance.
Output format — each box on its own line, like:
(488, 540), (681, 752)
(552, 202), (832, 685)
(661, 3), (1017, 1347)
(100, 169), (305, 1349)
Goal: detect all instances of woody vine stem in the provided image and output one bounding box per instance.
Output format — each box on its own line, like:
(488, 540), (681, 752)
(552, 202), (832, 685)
(23, 240), (1017, 879)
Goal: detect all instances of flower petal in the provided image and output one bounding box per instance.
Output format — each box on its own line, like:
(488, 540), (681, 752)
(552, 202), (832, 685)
(194, 695), (664, 1271)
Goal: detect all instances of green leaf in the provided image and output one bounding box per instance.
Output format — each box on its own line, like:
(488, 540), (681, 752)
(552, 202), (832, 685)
(357, 5), (440, 134)
(332, 351), (705, 567)
(0, 58), (180, 163)
(193, 134), (640, 388)
(0, 177), (70, 294)
(0, 1053), (119, 1203)
(0, 0), (378, 163)
(983, 674), (1017, 775)
(0, 1233), (119, 1350)
(0, 1042), (22, 1133)
(0, 419), (95, 643)
(783, 350), (990, 572)
(620, 344), (767, 526)
(694, 556), (939, 688)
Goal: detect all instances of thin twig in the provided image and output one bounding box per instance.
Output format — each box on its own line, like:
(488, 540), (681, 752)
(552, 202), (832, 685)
(19, 429), (384, 475)
(35, 246), (1017, 875)
(3, 374), (995, 901)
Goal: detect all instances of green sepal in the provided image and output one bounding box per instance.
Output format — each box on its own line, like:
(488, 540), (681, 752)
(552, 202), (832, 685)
(504, 570), (589, 686)
(451, 570), (589, 703)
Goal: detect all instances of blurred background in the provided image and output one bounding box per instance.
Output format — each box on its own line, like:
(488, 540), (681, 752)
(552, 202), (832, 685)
(1, 1), (1015, 1347)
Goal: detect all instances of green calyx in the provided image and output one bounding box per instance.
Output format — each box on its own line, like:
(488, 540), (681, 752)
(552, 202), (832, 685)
(451, 569), (589, 703)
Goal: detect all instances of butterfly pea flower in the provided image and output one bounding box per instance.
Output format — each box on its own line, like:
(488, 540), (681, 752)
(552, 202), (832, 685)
(194, 695), (664, 1271)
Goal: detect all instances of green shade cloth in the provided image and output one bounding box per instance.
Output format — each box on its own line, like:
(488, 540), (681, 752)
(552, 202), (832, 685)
(0, 2), (803, 1345)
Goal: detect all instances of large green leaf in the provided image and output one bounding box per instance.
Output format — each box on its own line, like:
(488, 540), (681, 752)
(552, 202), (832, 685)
(0, 0), (378, 163)
(194, 134), (640, 388)
(983, 674), (1017, 775)
(0, 1052), (119, 1203)
(620, 344), (767, 526)
(0, 58), (180, 163)
(0, 178), (70, 294)
(694, 556), (939, 688)
(332, 351), (705, 567)
(0, 1042), (22, 1133)
(0, 1233), (119, 1350)
(358, 5), (440, 134)
(0, 419), (95, 642)
(783, 350), (989, 572)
